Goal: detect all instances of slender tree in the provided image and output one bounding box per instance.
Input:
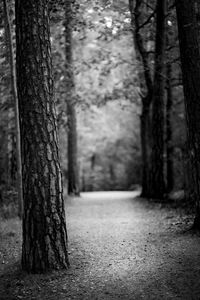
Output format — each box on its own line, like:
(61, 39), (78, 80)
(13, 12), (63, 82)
(65, 0), (80, 196)
(166, 62), (174, 192)
(15, 0), (69, 272)
(3, 0), (23, 218)
(149, 0), (166, 198)
(165, 1), (178, 194)
(176, 0), (200, 229)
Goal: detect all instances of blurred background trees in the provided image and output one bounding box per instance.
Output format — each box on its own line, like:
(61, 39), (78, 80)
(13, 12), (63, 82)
(64, 0), (80, 196)
(51, 0), (141, 192)
(0, 0), (194, 213)
(0, 0), (19, 216)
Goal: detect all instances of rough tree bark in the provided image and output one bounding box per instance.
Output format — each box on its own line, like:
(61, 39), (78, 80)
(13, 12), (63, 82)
(176, 0), (200, 229)
(65, 0), (80, 196)
(3, 0), (23, 218)
(15, 0), (69, 272)
(149, 0), (166, 198)
(129, 0), (153, 197)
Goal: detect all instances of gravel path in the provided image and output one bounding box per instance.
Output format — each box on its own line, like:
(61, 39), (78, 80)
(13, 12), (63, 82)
(65, 191), (200, 299)
(1, 191), (200, 299)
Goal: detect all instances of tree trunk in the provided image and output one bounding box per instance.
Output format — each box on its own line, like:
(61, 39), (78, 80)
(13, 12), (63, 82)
(183, 142), (195, 204)
(176, 0), (200, 229)
(140, 100), (152, 197)
(149, 0), (166, 199)
(3, 0), (23, 218)
(15, 0), (69, 272)
(129, 0), (153, 197)
(65, 0), (80, 196)
(166, 62), (174, 192)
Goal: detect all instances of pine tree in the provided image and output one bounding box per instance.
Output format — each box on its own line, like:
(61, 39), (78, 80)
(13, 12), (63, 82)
(15, 0), (69, 272)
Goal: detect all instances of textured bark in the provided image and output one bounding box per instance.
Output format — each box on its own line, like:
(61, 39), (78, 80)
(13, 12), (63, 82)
(15, 0), (69, 272)
(149, 0), (166, 198)
(176, 0), (200, 229)
(3, 0), (23, 218)
(129, 0), (153, 197)
(166, 63), (174, 192)
(65, 0), (80, 196)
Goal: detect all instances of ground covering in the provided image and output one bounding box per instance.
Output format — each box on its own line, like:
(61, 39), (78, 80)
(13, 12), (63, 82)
(0, 191), (199, 299)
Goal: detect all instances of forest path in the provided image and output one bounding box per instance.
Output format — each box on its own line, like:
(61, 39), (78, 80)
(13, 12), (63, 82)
(64, 191), (200, 299)
(1, 191), (200, 299)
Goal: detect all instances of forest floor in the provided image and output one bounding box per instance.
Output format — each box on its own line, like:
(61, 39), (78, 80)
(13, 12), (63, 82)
(0, 191), (200, 299)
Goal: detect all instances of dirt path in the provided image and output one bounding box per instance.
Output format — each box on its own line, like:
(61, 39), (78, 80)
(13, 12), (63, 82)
(1, 191), (200, 299)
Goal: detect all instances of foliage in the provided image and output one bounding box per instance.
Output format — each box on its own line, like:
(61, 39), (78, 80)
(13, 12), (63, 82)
(0, 0), (189, 197)
(51, 0), (141, 191)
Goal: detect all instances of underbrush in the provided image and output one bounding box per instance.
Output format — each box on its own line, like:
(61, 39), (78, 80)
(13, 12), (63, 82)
(0, 187), (18, 219)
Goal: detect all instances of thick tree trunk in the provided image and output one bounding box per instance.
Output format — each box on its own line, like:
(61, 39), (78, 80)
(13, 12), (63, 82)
(166, 63), (174, 192)
(176, 0), (200, 229)
(129, 0), (153, 196)
(16, 0), (69, 272)
(149, 0), (166, 199)
(65, 0), (80, 196)
(3, 0), (23, 218)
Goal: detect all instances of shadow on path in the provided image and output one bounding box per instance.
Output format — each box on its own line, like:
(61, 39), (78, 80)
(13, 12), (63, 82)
(1, 191), (200, 299)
